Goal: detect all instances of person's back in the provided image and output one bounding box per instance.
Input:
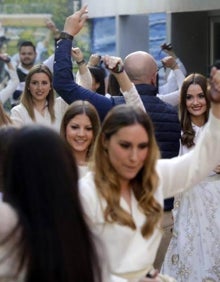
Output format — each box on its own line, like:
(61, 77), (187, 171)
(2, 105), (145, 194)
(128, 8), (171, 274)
(113, 93), (180, 158)
(1, 125), (105, 282)
(122, 51), (181, 158)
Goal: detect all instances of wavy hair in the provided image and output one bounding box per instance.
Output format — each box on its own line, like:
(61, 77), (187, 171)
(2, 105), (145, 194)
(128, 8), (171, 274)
(92, 104), (162, 238)
(21, 64), (55, 122)
(179, 73), (210, 148)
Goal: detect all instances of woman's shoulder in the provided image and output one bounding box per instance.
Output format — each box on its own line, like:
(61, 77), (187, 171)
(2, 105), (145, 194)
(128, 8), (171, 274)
(0, 201), (18, 238)
(79, 171), (99, 201)
(79, 171), (95, 189)
(10, 103), (26, 115)
(55, 96), (69, 115)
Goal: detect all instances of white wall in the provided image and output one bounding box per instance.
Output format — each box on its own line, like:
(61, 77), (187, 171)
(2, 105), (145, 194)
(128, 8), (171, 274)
(82, 0), (220, 18)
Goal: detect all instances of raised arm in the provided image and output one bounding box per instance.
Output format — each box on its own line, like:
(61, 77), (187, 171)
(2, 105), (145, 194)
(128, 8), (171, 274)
(102, 55), (145, 112)
(71, 47), (93, 89)
(53, 5), (145, 121)
(0, 54), (19, 104)
(157, 56), (185, 106)
(53, 5), (112, 121)
(158, 68), (220, 199)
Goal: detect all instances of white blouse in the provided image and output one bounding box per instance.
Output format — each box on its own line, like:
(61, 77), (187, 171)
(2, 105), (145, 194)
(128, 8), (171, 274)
(79, 112), (220, 281)
(10, 97), (68, 132)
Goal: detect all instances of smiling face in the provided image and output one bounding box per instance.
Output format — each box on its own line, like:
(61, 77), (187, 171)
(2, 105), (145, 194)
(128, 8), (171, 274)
(104, 123), (149, 187)
(65, 114), (94, 157)
(186, 83), (207, 121)
(29, 72), (51, 104)
(19, 46), (36, 69)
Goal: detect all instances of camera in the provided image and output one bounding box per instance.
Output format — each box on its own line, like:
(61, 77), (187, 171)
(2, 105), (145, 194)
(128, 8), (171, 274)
(161, 43), (173, 51)
(0, 55), (11, 63)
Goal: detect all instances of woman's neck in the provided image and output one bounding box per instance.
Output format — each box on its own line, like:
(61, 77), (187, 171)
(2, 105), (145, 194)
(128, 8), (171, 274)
(33, 100), (47, 115)
(120, 180), (132, 209)
(73, 150), (88, 166)
(191, 115), (206, 127)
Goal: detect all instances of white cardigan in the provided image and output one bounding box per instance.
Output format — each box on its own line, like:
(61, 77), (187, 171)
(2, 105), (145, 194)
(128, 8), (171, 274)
(79, 112), (220, 281)
(10, 97), (68, 132)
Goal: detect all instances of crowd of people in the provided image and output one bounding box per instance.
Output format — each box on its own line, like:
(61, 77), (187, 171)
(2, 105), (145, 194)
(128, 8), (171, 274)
(0, 4), (220, 282)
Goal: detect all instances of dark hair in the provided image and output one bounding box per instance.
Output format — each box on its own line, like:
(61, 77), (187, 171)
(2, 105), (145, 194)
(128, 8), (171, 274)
(107, 73), (122, 96)
(18, 41), (36, 52)
(0, 126), (18, 192)
(2, 125), (102, 282)
(60, 100), (101, 161)
(179, 73), (210, 148)
(89, 66), (106, 95)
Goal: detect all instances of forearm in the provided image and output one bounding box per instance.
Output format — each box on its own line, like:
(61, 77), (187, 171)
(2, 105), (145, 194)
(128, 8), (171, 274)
(0, 69), (19, 104)
(173, 68), (185, 89)
(53, 40), (112, 121)
(75, 61), (93, 89)
(160, 111), (220, 199)
(121, 83), (145, 112)
(157, 90), (179, 106)
(76, 69), (93, 89)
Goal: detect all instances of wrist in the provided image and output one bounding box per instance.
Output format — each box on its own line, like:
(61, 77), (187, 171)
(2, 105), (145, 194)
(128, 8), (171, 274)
(60, 31), (74, 41)
(171, 62), (178, 70)
(76, 59), (86, 66)
(53, 29), (61, 39)
(111, 63), (124, 73)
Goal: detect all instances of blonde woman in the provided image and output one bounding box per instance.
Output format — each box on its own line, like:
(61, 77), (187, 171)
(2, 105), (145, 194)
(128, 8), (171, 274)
(79, 66), (220, 282)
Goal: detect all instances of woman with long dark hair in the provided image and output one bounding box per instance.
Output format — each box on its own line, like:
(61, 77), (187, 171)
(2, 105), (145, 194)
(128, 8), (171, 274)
(0, 125), (105, 282)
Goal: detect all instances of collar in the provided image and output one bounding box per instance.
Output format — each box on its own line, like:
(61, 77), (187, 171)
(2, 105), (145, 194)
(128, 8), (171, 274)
(135, 84), (158, 96)
(17, 63), (32, 74)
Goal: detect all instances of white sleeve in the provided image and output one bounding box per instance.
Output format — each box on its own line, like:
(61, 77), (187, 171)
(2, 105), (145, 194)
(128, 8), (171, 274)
(121, 83), (146, 112)
(0, 69), (19, 104)
(43, 54), (55, 73)
(157, 69), (185, 106)
(10, 106), (25, 127)
(157, 112), (220, 199)
(75, 69), (93, 89)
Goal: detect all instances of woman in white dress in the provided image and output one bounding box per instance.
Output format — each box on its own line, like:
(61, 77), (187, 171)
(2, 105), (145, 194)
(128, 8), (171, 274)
(161, 73), (220, 281)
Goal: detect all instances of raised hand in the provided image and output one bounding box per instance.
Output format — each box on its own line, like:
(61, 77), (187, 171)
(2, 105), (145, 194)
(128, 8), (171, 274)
(63, 5), (88, 37)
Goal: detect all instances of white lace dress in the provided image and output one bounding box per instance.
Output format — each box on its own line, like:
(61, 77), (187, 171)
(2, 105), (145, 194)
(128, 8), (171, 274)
(161, 124), (220, 282)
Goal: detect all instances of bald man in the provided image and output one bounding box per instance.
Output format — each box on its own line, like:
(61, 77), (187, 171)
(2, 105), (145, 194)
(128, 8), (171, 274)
(53, 12), (181, 159)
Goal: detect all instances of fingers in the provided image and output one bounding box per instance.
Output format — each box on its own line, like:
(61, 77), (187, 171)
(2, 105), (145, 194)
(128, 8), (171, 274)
(71, 47), (84, 62)
(79, 4), (88, 16)
(103, 55), (122, 70)
(161, 56), (176, 68)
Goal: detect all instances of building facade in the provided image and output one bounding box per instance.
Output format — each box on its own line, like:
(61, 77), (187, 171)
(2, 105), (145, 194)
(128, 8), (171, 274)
(83, 0), (220, 76)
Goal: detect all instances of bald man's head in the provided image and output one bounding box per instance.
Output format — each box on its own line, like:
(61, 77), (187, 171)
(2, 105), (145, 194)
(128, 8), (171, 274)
(124, 51), (158, 85)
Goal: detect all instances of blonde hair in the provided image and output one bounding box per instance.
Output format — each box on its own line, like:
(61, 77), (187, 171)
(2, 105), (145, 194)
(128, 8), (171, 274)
(0, 103), (12, 126)
(92, 104), (162, 238)
(21, 64), (55, 122)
